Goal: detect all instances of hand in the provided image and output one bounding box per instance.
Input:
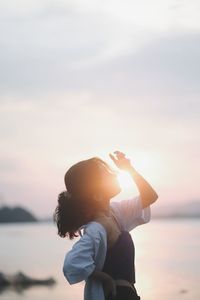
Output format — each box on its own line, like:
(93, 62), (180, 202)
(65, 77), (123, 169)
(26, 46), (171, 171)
(89, 270), (116, 298)
(102, 275), (117, 299)
(109, 151), (132, 171)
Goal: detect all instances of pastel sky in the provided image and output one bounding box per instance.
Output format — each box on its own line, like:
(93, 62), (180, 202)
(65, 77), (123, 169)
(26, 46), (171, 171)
(0, 0), (200, 217)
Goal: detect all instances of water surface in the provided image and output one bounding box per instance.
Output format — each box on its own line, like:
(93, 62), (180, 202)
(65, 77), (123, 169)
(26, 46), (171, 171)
(0, 219), (199, 300)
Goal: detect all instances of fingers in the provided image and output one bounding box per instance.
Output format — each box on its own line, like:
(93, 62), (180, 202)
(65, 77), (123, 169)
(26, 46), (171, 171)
(112, 280), (117, 298)
(109, 151), (126, 164)
(109, 153), (118, 163)
(114, 151), (126, 158)
(108, 278), (117, 298)
(103, 276), (117, 298)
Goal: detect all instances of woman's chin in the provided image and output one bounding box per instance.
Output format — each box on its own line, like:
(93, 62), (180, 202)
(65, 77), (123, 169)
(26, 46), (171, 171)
(112, 186), (121, 197)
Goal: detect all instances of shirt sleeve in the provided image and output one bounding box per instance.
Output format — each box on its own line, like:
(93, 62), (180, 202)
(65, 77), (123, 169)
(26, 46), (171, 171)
(111, 194), (151, 231)
(63, 231), (96, 284)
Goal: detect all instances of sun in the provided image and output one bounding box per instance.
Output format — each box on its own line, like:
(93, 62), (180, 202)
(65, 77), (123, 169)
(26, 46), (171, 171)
(117, 171), (134, 190)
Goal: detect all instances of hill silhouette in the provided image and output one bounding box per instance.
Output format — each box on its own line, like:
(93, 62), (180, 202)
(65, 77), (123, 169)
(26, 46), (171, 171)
(152, 201), (200, 219)
(0, 206), (37, 223)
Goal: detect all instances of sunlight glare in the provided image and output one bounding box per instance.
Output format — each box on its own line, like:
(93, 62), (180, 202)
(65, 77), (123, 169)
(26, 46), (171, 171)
(117, 171), (133, 190)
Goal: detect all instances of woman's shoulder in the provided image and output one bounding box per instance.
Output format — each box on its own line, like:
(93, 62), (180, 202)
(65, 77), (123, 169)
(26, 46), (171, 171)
(82, 221), (107, 239)
(80, 221), (107, 260)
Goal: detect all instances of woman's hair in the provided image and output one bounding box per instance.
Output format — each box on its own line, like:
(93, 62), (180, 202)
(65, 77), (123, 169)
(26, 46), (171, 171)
(53, 157), (117, 239)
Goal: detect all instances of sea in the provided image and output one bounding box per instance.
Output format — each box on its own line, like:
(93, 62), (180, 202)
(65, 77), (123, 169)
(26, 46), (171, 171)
(0, 219), (199, 300)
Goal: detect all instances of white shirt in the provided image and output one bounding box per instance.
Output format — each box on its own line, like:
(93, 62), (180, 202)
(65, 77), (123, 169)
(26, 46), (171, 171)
(63, 195), (151, 300)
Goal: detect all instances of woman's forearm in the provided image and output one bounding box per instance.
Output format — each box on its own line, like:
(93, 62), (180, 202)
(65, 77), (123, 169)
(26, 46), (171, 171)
(128, 166), (158, 208)
(89, 270), (112, 282)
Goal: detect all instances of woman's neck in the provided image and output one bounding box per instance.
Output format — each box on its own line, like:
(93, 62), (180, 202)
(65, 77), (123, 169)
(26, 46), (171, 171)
(95, 200), (111, 218)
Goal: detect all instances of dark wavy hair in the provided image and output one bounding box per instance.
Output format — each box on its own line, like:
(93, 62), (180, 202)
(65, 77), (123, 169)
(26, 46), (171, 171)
(53, 157), (118, 239)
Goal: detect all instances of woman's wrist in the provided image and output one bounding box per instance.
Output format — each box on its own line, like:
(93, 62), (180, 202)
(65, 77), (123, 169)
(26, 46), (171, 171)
(127, 165), (137, 174)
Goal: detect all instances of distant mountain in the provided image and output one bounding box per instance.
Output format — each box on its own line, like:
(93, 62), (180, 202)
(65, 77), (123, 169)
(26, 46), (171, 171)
(0, 206), (37, 223)
(152, 201), (200, 219)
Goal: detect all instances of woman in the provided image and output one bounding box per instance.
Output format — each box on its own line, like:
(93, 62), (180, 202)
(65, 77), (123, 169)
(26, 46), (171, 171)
(54, 151), (158, 300)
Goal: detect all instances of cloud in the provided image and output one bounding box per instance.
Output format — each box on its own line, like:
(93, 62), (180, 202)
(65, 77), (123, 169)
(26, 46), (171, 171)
(1, 15), (200, 100)
(0, 0), (200, 106)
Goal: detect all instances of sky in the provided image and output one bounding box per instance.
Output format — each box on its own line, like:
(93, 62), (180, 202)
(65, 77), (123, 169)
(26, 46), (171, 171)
(0, 0), (200, 218)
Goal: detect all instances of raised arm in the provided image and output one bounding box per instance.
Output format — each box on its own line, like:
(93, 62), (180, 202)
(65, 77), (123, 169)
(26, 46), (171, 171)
(128, 166), (158, 208)
(109, 151), (158, 208)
